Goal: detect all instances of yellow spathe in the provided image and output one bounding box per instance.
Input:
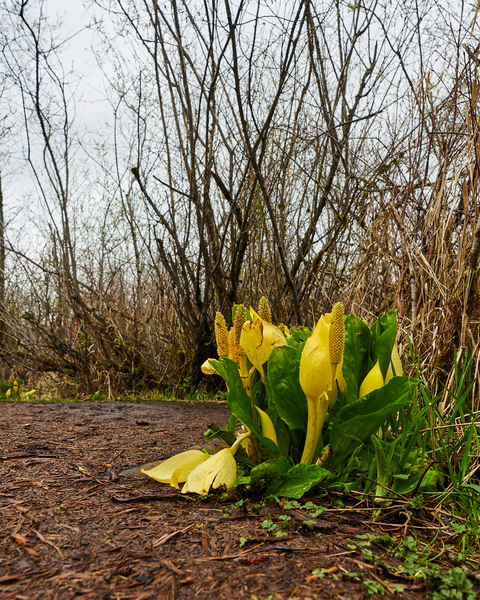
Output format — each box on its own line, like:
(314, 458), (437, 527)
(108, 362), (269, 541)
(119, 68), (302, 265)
(359, 360), (384, 397)
(256, 407), (278, 445)
(181, 432), (250, 495)
(327, 355), (347, 408)
(239, 318), (286, 381)
(299, 317), (332, 402)
(300, 391), (330, 464)
(386, 344), (403, 383)
(299, 317), (333, 464)
(299, 307), (346, 464)
(141, 450), (209, 488)
(360, 345), (403, 396)
(201, 359), (219, 376)
(240, 364), (256, 399)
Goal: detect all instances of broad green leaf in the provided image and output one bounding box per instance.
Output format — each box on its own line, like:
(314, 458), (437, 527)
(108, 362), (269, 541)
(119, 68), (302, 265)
(251, 369), (267, 412)
(330, 377), (417, 468)
(373, 323), (397, 381)
(210, 357), (278, 454)
(287, 326), (311, 345)
(267, 345), (308, 432)
(265, 463), (332, 499)
(261, 361), (291, 456)
(248, 457), (291, 491)
(210, 358), (228, 381)
(265, 386), (291, 457)
(392, 465), (439, 494)
(343, 315), (371, 403)
(204, 421), (236, 446)
(270, 409), (291, 457)
(227, 413), (236, 431)
(370, 310), (397, 345)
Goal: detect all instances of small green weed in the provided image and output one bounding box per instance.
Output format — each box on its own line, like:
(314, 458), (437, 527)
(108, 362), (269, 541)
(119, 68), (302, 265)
(277, 515), (291, 528)
(363, 580), (386, 595)
(348, 530), (477, 598)
(280, 499), (301, 510)
(430, 567), (476, 600)
(261, 519), (277, 533)
(311, 568), (330, 578)
(303, 501), (326, 517)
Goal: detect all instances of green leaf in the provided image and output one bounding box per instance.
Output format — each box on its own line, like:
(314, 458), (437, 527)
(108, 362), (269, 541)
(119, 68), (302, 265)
(210, 357), (278, 454)
(210, 358), (228, 381)
(330, 377), (417, 468)
(235, 473), (252, 487)
(264, 463), (332, 499)
(251, 369), (267, 411)
(267, 345), (308, 432)
(343, 315), (371, 403)
(227, 413), (236, 431)
(249, 457), (291, 491)
(287, 326), (311, 345)
(371, 435), (389, 498)
(266, 397), (291, 457)
(204, 421), (236, 446)
(392, 465), (439, 494)
(370, 310), (398, 345)
(373, 322), (397, 382)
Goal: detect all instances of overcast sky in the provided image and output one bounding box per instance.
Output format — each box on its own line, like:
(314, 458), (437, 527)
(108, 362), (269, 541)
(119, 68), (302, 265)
(44, 0), (111, 133)
(4, 0), (115, 207)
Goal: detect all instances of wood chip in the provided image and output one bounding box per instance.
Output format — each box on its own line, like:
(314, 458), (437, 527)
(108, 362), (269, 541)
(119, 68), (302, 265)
(34, 530), (64, 559)
(152, 524), (195, 547)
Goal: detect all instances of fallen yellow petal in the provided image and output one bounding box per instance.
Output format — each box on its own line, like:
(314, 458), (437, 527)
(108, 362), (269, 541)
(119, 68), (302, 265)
(181, 432), (250, 495)
(141, 450), (209, 485)
(181, 449), (237, 494)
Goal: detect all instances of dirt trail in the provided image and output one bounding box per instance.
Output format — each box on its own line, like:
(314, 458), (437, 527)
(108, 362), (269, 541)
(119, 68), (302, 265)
(0, 401), (476, 599)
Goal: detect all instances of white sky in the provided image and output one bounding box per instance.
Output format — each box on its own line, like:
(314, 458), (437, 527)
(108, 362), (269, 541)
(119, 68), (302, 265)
(1, 0), (114, 248)
(44, 0), (111, 134)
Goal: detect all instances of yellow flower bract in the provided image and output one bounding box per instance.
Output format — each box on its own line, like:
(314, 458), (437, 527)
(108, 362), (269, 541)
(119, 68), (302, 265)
(141, 450), (209, 488)
(359, 360), (384, 397)
(299, 316), (332, 402)
(181, 432), (250, 496)
(239, 318), (287, 381)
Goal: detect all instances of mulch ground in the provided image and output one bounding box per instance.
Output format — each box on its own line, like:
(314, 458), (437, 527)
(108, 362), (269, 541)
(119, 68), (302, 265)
(1, 400), (478, 600)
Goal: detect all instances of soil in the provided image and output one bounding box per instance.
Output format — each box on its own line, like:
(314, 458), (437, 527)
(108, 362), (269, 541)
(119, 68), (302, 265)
(1, 400), (478, 600)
